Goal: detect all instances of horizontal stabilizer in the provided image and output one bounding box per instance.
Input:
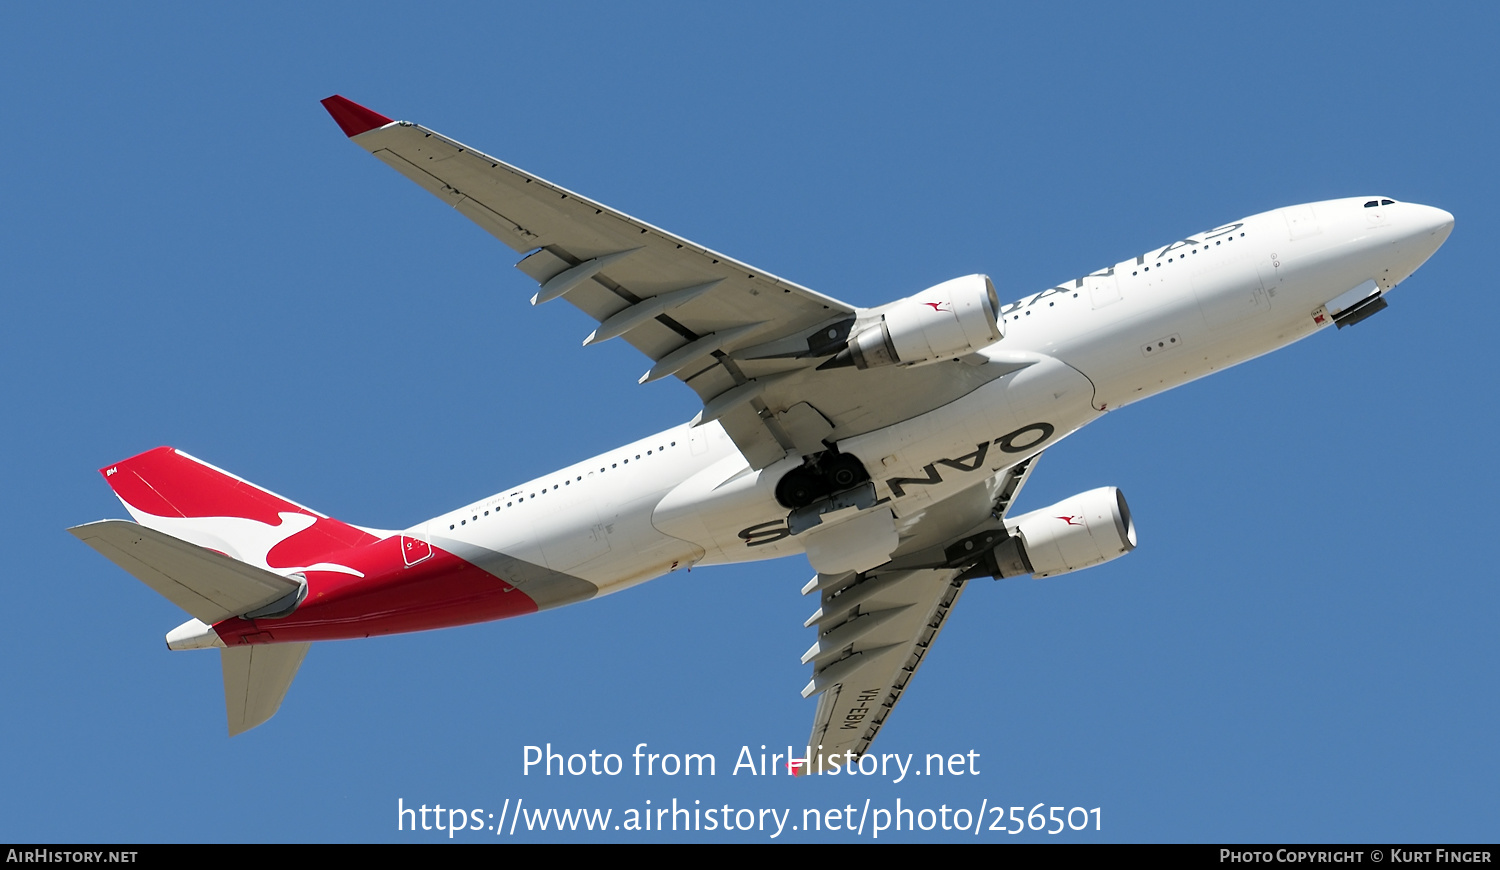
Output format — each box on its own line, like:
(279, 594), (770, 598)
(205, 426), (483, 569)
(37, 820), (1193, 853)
(69, 520), (304, 625)
(221, 643), (310, 736)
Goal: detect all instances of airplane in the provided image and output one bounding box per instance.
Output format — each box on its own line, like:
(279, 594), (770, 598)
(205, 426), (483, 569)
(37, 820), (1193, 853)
(70, 95), (1453, 769)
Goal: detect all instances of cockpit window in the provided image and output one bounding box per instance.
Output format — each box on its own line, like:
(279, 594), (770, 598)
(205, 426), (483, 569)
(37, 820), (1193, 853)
(1365, 200), (1379, 208)
(1366, 198), (1398, 208)
(1381, 199), (1395, 205)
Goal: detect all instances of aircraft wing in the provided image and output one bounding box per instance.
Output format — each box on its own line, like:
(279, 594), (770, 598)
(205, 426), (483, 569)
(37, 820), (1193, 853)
(800, 566), (968, 770)
(798, 454), (1041, 770)
(324, 96), (1015, 469)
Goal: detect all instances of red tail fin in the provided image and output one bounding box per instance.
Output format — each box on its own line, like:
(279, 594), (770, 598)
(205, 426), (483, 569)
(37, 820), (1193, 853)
(101, 447), (381, 573)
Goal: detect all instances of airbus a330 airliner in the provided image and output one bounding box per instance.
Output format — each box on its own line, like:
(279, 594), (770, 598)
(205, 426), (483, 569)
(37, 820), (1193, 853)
(71, 96), (1453, 768)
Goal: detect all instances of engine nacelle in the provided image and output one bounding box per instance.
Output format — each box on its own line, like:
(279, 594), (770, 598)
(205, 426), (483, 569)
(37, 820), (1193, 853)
(971, 487), (1137, 579)
(843, 274), (1003, 369)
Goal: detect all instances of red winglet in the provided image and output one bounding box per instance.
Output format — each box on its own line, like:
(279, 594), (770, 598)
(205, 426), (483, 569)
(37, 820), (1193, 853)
(320, 95), (393, 138)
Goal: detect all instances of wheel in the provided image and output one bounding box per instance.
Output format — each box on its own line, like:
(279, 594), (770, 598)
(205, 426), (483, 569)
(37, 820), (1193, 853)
(775, 468), (823, 509)
(827, 453), (869, 489)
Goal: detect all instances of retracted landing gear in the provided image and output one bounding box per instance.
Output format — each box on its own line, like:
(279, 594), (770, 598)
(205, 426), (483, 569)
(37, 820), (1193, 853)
(774, 450), (871, 510)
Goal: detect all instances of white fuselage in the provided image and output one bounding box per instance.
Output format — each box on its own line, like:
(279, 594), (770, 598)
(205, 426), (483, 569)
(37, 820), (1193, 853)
(424, 197), (1452, 602)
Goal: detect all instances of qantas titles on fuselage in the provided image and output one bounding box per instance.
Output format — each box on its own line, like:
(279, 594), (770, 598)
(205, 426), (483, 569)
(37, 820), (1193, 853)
(71, 96), (1453, 744)
(1007, 220), (1247, 316)
(739, 423), (1056, 547)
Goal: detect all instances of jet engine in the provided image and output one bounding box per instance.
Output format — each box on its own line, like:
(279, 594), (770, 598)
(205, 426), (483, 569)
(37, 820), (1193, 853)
(962, 487), (1136, 579)
(831, 274), (1003, 369)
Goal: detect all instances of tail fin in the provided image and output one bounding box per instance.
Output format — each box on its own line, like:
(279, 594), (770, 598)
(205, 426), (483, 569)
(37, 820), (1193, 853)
(99, 447), (381, 574)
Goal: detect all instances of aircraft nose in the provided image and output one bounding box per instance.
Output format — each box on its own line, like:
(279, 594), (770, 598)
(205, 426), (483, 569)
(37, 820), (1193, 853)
(1410, 203), (1455, 245)
(1381, 203), (1453, 290)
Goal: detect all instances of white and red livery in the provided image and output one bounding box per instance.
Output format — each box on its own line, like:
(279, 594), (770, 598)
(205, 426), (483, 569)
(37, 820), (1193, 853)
(72, 96), (1453, 770)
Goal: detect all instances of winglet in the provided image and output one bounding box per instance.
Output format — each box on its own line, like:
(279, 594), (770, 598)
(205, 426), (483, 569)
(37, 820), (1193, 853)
(320, 95), (394, 138)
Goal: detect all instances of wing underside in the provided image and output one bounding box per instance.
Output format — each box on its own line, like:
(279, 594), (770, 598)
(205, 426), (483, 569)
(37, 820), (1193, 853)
(327, 97), (1016, 469)
(336, 104), (849, 467)
(802, 567), (968, 770)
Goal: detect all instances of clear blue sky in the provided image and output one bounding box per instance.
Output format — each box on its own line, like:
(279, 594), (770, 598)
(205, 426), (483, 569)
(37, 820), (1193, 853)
(3, 2), (1495, 843)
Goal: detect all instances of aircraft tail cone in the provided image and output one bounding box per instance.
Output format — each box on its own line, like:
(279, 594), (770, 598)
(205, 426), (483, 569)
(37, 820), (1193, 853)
(166, 618), (225, 651)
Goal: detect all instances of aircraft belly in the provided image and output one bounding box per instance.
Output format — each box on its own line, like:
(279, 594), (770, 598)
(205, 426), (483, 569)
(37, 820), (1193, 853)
(580, 492), (707, 594)
(658, 357), (1101, 566)
(842, 355), (1096, 508)
(653, 453), (804, 564)
(426, 537), (597, 612)
(529, 487), (610, 571)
